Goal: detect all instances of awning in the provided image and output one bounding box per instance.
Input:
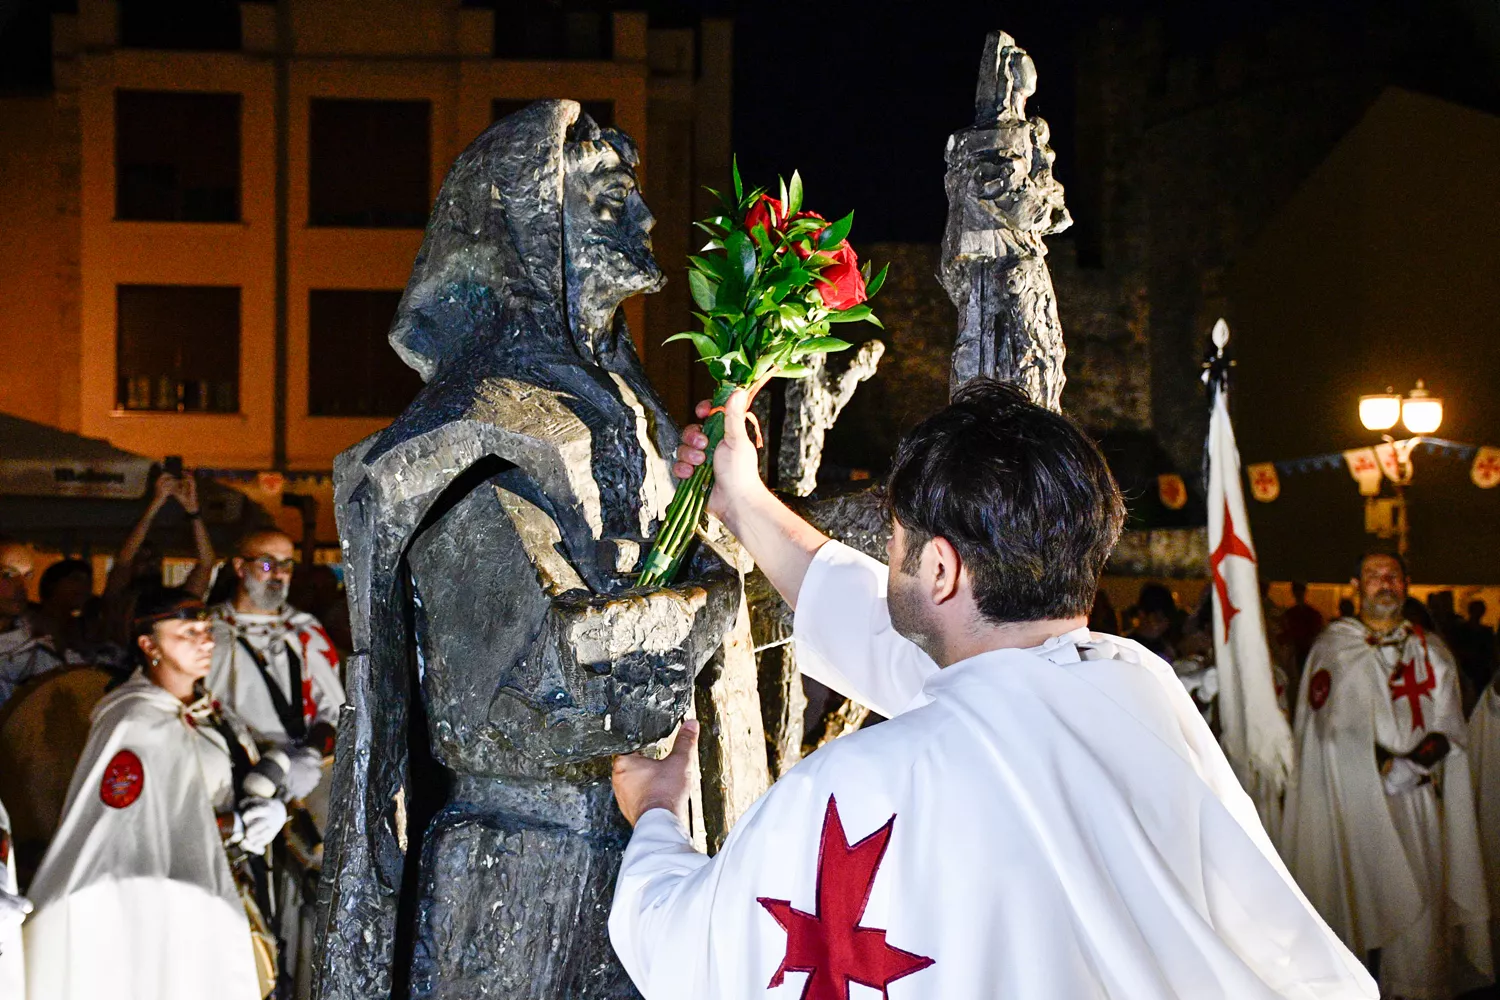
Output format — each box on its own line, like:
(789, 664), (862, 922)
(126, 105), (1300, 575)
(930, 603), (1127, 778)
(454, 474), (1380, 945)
(0, 412), (152, 499)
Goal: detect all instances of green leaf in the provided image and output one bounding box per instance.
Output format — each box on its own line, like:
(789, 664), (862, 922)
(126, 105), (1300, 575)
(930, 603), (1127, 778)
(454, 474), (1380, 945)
(828, 305), (872, 324)
(732, 155), (743, 202)
(727, 230), (756, 285)
(818, 210), (854, 249)
(688, 254), (724, 280)
(797, 336), (853, 353)
(751, 222), (776, 252)
(688, 269), (716, 311)
(788, 170), (804, 216)
(778, 175), (789, 209)
(864, 262), (889, 298)
(663, 330), (721, 360)
(778, 363), (812, 378)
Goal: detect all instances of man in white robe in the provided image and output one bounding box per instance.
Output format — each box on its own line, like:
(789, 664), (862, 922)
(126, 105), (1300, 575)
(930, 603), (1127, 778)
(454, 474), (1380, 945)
(208, 528), (344, 998)
(1469, 676), (1500, 959)
(1282, 553), (1491, 999)
(1, 796), (28, 999)
(0, 541), (61, 710)
(610, 382), (1375, 999)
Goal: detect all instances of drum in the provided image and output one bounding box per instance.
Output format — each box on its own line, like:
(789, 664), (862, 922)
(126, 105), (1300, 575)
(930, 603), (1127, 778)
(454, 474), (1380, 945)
(0, 665), (112, 887)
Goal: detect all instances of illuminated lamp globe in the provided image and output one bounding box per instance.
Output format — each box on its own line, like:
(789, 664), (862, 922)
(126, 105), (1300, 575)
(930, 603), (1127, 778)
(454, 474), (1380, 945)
(1401, 380), (1443, 435)
(1359, 391), (1402, 432)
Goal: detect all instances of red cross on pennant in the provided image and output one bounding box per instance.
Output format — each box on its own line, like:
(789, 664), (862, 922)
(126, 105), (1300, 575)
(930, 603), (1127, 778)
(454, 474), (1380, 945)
(1389, 657), (1436, 732)
(1209, 499), (1256, 638)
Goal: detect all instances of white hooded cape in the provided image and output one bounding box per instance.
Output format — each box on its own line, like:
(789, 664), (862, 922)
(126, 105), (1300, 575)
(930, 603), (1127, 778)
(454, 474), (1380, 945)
(1, 797), (22, 1000)
(610, 541), (1374, 999)
(1467, 681), (1500, 946)
(23, 674), (261, 1000)
(1281, 618), (1490, 998)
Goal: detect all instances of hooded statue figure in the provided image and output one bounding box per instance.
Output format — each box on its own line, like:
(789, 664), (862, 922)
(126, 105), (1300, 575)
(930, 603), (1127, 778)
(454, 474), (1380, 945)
(313, 100), (739, 999)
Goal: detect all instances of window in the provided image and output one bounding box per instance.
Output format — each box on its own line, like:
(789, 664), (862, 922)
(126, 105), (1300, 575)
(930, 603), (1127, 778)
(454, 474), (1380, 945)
(119, 0), (241, 51)
(493, 98), (613, 128)
(307, 290), (424, 417)
(492, 2), (612, 60)
(309, 99), (431, 228)
(116, 285), (240, 413)
(116, 91), (241, 222)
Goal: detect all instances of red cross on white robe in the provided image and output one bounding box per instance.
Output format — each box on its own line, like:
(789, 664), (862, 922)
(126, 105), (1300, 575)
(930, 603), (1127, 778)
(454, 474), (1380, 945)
(1388, 656), (1436, 732)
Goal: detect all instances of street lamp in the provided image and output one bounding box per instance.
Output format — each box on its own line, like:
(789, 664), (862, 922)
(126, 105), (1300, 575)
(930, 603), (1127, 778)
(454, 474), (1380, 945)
(1356, 381), (1442, 559)
(1400, 380), (1443, 435)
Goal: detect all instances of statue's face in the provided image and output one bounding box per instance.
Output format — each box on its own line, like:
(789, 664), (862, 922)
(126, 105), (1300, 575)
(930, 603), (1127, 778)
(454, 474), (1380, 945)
(562, 141), (664, 332)
(958, 120), (1070, 236)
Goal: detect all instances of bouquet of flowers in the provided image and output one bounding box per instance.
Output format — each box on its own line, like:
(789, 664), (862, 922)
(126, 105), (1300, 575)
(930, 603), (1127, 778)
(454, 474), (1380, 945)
(637, 162), (887, 586)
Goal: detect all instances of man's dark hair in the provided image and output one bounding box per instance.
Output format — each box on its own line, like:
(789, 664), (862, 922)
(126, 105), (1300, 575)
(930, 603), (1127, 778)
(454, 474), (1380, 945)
(39, 558), (92, 602)
(885, 379), (1126, 624)
(1469, 599), (1487, 619)
(1355, 551), (1408, 581)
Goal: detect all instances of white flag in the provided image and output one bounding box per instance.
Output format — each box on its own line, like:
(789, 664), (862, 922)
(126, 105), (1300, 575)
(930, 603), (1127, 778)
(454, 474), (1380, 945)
(1205, 320), (1295, 833)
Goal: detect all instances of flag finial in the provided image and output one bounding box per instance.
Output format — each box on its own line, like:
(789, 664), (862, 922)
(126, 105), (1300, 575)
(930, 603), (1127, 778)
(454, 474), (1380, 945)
(1212, 318), (1230, 351)
(1202, 318), (1235, 391)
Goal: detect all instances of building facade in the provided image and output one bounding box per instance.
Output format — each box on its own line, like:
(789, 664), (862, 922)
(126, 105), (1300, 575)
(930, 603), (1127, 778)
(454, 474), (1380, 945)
(0, 0), (730, 495)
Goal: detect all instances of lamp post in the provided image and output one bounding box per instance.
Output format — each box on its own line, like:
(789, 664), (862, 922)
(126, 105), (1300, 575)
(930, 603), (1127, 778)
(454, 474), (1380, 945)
(1357, 380), (1443, 558)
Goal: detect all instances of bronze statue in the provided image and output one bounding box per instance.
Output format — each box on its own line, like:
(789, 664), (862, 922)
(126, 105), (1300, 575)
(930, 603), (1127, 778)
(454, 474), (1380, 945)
(314, 99), (738, 1000)
(939, 30), (1072, 410)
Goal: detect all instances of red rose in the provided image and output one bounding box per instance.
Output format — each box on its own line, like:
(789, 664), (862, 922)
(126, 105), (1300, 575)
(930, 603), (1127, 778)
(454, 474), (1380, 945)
(744, 195), (784, 237)
(814, 242), (867, 311)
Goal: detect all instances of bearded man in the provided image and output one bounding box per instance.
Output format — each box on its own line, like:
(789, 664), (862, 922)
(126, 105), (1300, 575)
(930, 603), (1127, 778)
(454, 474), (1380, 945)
(1283, 553), (1491, 998)
(208, 528), (343, 997)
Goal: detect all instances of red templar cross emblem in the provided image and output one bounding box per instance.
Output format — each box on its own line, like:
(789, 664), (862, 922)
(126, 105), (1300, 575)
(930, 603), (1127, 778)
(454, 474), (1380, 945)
(1389, 656), (1436, 732)
(758, 796), (934, 1000)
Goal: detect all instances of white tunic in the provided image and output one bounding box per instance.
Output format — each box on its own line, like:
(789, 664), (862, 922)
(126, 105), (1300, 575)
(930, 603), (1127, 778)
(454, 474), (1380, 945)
(1282, 618), (1491, 999)
(610, 541), (1374, 999)
(24, 674), (260, 1000)
(1, 797), (23, 1000)
(0, 621), (61, 709)
(208, 603), (344, 748)
(1465, 681), (1500, 952)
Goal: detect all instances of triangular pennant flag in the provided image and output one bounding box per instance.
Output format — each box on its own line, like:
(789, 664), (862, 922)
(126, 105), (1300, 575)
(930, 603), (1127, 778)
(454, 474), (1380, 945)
(1247, 463), (1280, 502)
(1474, 446), (1500, 489)
(1158, 473), (1188, 510)
(1343, 448), (1382, 496)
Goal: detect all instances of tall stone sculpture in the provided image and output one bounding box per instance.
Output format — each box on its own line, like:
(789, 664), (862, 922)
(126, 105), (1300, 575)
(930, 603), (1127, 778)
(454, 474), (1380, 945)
(313, 100), (739, 1000)
(939, 30), (1072, 411)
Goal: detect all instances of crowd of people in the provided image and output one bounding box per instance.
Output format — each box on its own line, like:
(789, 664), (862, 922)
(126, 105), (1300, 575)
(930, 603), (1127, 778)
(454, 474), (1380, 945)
(0, 472), (347, 999)
(3, 444), (1500, 999)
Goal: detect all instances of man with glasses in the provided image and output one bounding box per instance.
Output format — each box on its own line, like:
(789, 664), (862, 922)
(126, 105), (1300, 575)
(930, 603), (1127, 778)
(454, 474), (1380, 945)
(208, 528), (344, 998)
(0, 540), (62, 710)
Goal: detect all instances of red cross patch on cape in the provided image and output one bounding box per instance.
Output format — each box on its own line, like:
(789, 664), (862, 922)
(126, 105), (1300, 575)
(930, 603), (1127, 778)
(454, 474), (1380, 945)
(758, 796), (934, 1000)
(1308, 669), (1332, 712)
(100, 749), (145, 809)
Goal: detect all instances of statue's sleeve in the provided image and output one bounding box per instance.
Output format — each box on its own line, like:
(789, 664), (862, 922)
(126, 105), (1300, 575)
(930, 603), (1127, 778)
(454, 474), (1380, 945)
(792, 540), (938, 719)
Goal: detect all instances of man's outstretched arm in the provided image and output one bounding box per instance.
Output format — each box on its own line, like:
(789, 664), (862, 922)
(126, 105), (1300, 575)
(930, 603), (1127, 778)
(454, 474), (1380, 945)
(676, 390), (828, 610)
(676, 390), (935, 719)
